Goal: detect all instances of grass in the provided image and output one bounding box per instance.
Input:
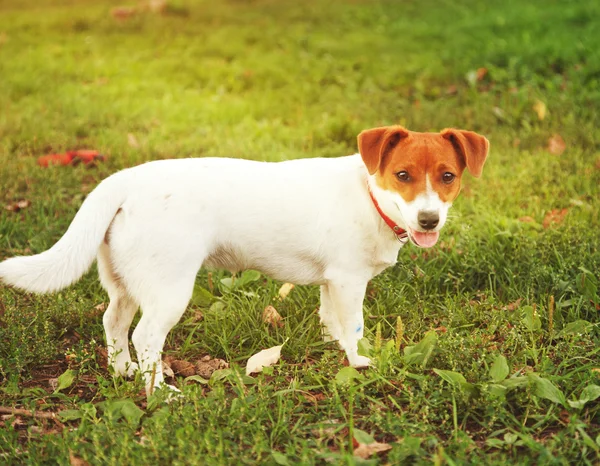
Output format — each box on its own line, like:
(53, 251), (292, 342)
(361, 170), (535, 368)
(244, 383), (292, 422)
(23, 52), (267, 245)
(0, 0), (599, 463)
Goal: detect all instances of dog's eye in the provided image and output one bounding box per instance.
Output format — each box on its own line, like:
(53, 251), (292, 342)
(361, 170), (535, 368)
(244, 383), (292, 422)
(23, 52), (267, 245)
(442, 172), (456, 184)
(396, 171), (411, 182)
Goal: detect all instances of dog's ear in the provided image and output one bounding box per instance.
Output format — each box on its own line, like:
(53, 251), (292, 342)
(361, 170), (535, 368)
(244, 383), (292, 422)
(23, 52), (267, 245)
(441, 129), (489, 178)
(357, 126), (410, 175)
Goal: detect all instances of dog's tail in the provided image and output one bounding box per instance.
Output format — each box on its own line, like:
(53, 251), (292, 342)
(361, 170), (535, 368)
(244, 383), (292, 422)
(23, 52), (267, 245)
(0, 171), (129, 293)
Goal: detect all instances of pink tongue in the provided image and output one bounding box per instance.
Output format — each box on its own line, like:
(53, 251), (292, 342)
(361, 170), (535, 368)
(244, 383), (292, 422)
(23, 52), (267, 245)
(411, 230), (440, 248)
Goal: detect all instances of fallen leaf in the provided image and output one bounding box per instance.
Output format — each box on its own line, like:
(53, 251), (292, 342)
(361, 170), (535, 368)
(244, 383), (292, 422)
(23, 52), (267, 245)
(476, 67), (488, 81)
(278, 283), (295, 300)
(445, 84), (458, 95)
(353, 441), (393, 459)
(547, 134), (566, 155)
(195, 356), (229, 378)
(543, 208), (569, 229)
(4, 200), (31, 212)
(111, 6), (137, 20)
(595, 158), (600, 170)
(0, 32), (7, 45)
(127, 133), (140, 148)
(69, 451), (90, 466)
(533, 100), (547, 120)
(147, 0), (167, 13)
(246, 345), (283, 375)
(518, 216), (535, 223)
(162, 360), (174, 378)
(262, 305), (283, 328)
(504, 298), (523, 311)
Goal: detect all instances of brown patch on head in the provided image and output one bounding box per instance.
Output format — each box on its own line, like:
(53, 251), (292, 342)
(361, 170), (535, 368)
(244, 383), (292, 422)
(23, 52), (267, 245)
(358, 126), (489, 203)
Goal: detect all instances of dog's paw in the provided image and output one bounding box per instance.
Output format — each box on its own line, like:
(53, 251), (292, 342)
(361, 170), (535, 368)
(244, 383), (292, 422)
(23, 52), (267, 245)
(348, 355), (371, 369)
(112, 361), (139, 378)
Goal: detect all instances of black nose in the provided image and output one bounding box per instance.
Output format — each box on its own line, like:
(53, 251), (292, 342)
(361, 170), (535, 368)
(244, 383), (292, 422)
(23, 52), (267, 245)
(418, 211), (439, 230)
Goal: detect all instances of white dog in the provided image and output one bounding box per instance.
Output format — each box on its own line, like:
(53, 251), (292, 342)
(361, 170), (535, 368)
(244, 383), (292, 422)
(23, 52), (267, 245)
(0, 126), (488, 395)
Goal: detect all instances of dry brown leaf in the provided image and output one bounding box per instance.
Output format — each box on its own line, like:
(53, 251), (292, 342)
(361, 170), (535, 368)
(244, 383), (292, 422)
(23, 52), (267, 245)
(262, 305), (283, 328)
(504, 298), (523, 312)
(111, 6), (137, 20)
(533, 99), (547, 120)
(353, 441), (393, 459)
(5, 200), (31, 212)
(476, 67), (488, 81)
(595, 158), (600, 170)
(543, 208), (569, 229)
(246, 345), (283, 375)
(518, 216), (535, 223)
(196, 356), (228, 378)
(547, 134), (566, 155)
(69, 451), (90, 466)
(278, 283), (295, 300)
(162, 360), (174, 378)
(127, 133), (140, 148)
(147, 0), (167, 13)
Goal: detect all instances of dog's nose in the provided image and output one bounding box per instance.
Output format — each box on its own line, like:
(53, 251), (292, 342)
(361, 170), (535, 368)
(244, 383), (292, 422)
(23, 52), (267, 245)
(418, 211), (439, 230)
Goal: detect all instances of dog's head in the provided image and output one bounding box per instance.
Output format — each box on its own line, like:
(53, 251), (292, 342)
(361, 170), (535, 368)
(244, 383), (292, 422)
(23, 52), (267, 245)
(358, 125), (489, 248)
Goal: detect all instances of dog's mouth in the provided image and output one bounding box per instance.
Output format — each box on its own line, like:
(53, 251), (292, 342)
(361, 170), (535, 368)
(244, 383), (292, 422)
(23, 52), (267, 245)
(408, 228), (440, 248)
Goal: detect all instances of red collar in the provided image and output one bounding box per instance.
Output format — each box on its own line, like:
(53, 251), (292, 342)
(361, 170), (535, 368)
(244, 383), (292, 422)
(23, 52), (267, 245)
(367, 184), (408, 240)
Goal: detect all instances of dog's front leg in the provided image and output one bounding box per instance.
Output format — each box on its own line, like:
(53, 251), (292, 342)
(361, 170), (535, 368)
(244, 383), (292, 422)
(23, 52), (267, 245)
(326, 276), (371, 368)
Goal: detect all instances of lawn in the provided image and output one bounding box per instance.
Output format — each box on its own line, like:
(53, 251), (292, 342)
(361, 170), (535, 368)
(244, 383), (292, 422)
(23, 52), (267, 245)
(0, 0), (599, 464)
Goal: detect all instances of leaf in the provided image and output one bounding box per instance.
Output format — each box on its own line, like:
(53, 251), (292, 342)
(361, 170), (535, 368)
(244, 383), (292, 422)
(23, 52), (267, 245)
(127, 133), (140, 148)
(262, 305), (283, 328)
(5, 199), (31, 212)
(489, 355), (509, 383)
(488, 384), (508, 399)
(184, 375), (209, 385)
(102, 399), (144, 427)
(245, 345), (283, 375)
(500, 376), (530, 390)
(209, 368), (233, 384)
(335, 367), (364, 386)
(568, 384), (600, 409)
(190, 285), (214, 307)
(547, 134), (566, 155)
(522, 306), (541, 332)
(353, 428), (375, 445)
(119, 400), (144, 427)
(403, 331), (437, 367)
(542, 208), (569, 229)
(278, 283), (295, 300)
(357, 337), (373, 357)
(353, 437), (393, 459)
(557, 320), (593, 337)
(58, 409), (82, 422)
(237, 270), (261, 288)
(530, 375), (566, 407)
(271, 451), (292, 466)
(433, 369), (466, 386)
(54, 369), (77, 394)
(532, 99), (547, 120)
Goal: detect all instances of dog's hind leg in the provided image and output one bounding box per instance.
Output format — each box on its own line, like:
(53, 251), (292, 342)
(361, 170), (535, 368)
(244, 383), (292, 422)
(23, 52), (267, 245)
(98, 243), (139, 377)
(131, 270), (197, 396)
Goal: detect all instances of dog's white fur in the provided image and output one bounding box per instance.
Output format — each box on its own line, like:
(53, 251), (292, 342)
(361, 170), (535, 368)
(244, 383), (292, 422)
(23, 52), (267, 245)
(0, 153), (454, 394)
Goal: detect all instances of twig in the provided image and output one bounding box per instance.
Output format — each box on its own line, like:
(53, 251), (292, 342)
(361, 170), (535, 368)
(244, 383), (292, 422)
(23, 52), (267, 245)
(0, 406), (57, 420)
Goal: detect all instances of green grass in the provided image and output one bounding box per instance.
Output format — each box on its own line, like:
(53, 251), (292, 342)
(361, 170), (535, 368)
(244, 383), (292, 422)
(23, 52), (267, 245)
(1, 0), (599, 464)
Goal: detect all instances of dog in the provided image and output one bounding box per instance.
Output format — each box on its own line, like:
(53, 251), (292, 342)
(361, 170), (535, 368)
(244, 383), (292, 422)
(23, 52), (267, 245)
(0, 126), (489, 395)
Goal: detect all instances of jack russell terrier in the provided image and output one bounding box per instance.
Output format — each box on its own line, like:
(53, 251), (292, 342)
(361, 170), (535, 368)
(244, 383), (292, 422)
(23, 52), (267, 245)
(0, 126), (489, 395)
